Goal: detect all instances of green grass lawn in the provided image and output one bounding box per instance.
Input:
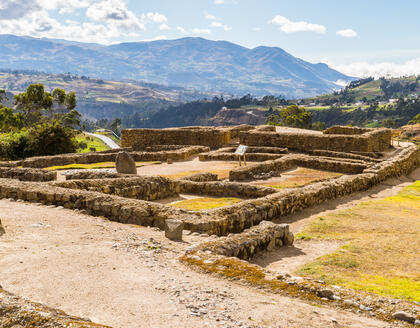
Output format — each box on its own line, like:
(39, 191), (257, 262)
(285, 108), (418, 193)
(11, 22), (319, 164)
(296, 181), (420, 301)
(75, 133), (110, 153)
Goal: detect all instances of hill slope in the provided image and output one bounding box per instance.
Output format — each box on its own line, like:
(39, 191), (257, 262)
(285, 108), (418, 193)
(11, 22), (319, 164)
(0, 34), (352, 98)
(0, 70), (212, 120)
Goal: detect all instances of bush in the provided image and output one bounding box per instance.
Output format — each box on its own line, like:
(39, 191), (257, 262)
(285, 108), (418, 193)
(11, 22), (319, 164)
(0, 121), (77, 160)
(0, 130), (29, 160)
(25, 121), (77, 156)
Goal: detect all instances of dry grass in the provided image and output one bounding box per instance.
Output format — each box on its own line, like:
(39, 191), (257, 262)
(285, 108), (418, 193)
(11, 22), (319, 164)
(169, 197), (242, 211)
(44, 161), (161, 171)
(296, 181), (420, 301)
(258, 168), (342, 189)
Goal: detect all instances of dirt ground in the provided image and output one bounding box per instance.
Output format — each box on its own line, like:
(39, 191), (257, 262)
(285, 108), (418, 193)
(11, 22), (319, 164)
(0, 201), (393, 328)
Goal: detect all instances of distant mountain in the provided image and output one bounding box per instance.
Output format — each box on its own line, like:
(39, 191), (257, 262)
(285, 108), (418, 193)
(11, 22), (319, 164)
(0, 34), (353, 98)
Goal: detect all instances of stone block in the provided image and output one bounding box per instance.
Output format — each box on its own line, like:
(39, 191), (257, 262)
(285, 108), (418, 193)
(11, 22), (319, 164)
(165, 219), (183, 241)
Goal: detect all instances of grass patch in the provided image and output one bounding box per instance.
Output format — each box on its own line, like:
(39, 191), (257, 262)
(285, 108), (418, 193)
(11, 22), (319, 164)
(296, 181), (420, 301)
(169, 197), (242, 211)
(75, 133), (109, 153)
(44, 161), (161, 171)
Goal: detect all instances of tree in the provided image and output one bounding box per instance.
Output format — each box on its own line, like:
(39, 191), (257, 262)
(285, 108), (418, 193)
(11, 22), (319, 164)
(0, 106), (24, 132)
(279, 104), (312, 129)
(14, 84), (80, 128)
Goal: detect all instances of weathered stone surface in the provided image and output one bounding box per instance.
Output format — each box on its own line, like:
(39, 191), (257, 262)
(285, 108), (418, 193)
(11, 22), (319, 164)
(392, 311), (416, 323)
(165, 219), (183, 241)
(179, 172), (219, 182)
(115, 151), (137, 174)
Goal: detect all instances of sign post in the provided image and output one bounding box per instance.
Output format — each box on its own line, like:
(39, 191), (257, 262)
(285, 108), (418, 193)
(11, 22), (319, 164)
(234, 145), (248, 166)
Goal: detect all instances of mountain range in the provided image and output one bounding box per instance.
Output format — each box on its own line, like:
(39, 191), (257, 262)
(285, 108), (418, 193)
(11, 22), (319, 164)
(0, 34), (353, 98)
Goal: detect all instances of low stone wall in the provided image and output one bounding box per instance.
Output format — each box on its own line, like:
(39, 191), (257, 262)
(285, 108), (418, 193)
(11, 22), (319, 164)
(190, 221), (293, 260)
(229, 154), (367, 181)
(20, 146), (208, 168)
(240, 127), (391, 152)
(64, 171), (122, 180)
(178, 180), (277, 199)
(179, 172), (219, 182)
(323, 126), (371, 135)
(221, 124), (255, 139)
(131, 146), (209, 162)
(307, 150), (381, 162)
(121, 127), (231, 150)
(54, 176), (179, 201)
(199, 152), (284, 162)
(0, 167), (57, 181)
(0, 161), (20, 167)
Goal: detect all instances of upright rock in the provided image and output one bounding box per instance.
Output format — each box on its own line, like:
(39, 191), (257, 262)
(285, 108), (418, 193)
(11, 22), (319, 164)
(115, 151), (137, 174)
(165, 219), (183, 241)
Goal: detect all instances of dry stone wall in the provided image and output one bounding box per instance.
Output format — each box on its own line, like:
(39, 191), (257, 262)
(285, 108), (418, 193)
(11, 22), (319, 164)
(240, 127), (391, 152)
(189, 221), (293, 260)
(0, 167), (57, 181)
(323, 126), (371, 135)
(54, 176), (179, 201)
(121, 127), (231, 150)
(20, 146), (209, 168)
(178, 180), (277, 199)
(229, 154), (368, 181)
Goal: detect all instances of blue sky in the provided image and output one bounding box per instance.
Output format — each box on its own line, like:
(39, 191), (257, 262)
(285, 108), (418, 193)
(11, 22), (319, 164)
(1, 0), (419, 77)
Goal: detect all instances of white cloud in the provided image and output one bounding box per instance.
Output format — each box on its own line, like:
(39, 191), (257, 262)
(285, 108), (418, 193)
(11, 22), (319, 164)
(191, 28), (212, 35)
(38, 0), (90, 14)
(211, 21), (231, 31)
(214, 0), (224, 4)
(205, 12), (220, 20)
(140, 35), (167, 42)
(336, 29), (357, 38)
(142, 12), (167, 23)
(270, 15), (326, 34)
(86, 0), (144, 31)
(253, 27), (261, 32)
(0, 0), (41, 20)
(176, 26), (186, 34)
(329, 58), (420, 78)
(159, 23), (170, 30)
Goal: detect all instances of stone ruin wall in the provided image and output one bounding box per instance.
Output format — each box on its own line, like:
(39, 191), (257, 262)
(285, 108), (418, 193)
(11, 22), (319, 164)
(121, 127), (231, 150)
(0, 143), (417, 237)
(17, 146), (209, 169)
(239, 128), (392, 152)
(323, 125), (372, 135)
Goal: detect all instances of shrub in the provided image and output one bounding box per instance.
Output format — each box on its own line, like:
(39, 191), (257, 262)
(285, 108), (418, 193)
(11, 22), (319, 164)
(0, 130), (29, 160)
(25, 121), (77, 156)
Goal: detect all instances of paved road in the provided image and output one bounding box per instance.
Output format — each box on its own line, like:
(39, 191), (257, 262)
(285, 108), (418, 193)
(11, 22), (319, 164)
(86, 132), (120, 149)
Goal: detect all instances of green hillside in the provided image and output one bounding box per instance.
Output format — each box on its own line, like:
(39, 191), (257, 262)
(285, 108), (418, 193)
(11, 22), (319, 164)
(304, 76), (420, 105)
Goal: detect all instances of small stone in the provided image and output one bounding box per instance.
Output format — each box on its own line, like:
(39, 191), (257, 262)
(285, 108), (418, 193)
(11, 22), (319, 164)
(392, 311), (415, 324)
(359, 304), (373, 311)
(332, 295), (341, 301)
(192, 232), (200, 236)
(167, 158), (173, 164)
(414, 319), (420, 326)
(165, 219), (183, 241)
(317, 289), (334, 299)
(200, 233), (209, 237)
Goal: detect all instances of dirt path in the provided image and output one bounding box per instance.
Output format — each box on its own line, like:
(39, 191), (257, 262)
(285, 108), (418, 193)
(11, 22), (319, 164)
(0, 200), (390, 328)
(252, 168), (420, 275)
